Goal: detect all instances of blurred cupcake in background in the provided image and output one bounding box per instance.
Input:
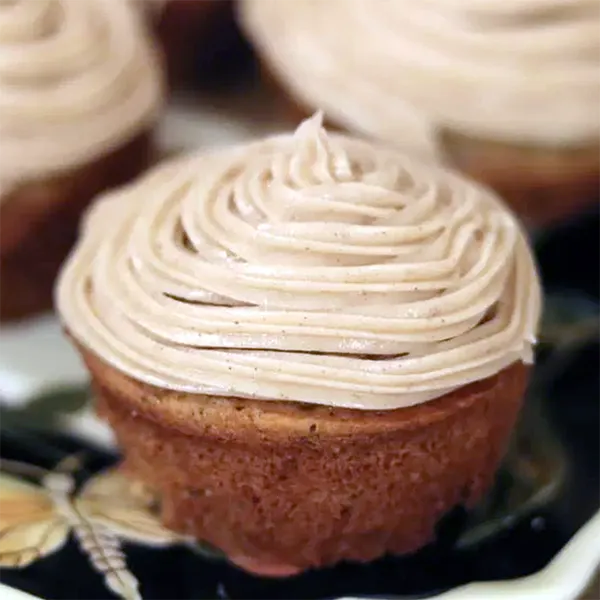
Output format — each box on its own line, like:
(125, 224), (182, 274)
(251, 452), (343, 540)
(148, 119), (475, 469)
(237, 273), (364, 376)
(239, 0), (599, 228)
(420, 0), (600, 229)
(0, 0), (163, 321)
(239, 0), (439, 162)
(141, 0), (250, 86)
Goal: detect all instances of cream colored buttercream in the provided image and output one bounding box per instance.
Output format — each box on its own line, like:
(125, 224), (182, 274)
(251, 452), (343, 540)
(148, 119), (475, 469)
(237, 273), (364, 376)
(0, 0), (163, 200)
(240, 0), (600, 147)
(57, 114), (541, 410)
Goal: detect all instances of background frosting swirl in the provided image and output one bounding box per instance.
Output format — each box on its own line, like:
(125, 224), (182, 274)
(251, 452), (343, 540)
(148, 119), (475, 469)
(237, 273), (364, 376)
(0, 0), (163, 198)
(57, 114), (541, 410)
(240, 0), (600, 147)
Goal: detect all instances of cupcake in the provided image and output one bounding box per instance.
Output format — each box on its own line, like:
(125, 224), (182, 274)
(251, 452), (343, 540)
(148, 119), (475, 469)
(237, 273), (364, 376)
(57, 114), (541, 575)
(142, 0), (247, 85)
(239, 0), (600, 228)
(0, 0), (163, 321)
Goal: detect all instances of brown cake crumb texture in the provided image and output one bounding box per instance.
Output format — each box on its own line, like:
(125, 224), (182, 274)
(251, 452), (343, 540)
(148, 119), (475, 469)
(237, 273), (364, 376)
(0, 132), (153, 321)
(81, 345), (528, 570)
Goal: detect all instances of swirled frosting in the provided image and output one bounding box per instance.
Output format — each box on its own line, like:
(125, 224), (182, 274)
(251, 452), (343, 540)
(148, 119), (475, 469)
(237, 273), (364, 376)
(0, 0), (163, 200)
(240, 0), (600, 147)
(57, 114), (541, 410)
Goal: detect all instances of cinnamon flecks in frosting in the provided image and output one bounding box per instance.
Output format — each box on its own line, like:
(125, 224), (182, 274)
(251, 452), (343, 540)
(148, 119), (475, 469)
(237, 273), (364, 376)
(239, 0), (600, 147)
(57, 114), (541, 410)
(0, 0), (163, 200)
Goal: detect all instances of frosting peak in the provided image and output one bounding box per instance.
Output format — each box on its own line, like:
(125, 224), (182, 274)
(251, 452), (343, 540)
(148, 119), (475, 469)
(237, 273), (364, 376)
(292, 112), (354, 181)
(0, 0), (163, 199)
(57, 116), (541, 410)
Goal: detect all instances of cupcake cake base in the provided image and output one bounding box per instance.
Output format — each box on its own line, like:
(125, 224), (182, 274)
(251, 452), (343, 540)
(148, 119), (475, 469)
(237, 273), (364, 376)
(84, 348), (528, 572)
(0, 132), (153, 321)
(440, 132), (600, 230)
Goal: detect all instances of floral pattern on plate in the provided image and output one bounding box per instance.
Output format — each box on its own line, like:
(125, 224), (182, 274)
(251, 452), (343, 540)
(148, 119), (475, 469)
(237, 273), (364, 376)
(0, 457), (181, 600)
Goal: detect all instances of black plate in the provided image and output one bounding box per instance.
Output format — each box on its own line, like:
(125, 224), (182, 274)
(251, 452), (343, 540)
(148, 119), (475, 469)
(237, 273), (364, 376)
(0, 208), (598, 600)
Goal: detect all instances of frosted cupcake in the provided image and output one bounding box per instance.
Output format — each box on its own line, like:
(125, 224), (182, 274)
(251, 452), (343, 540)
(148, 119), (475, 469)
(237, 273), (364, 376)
(239, 0), (600, 227)
(57, 114), (541, 575)
(0, 0), (163, 320)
